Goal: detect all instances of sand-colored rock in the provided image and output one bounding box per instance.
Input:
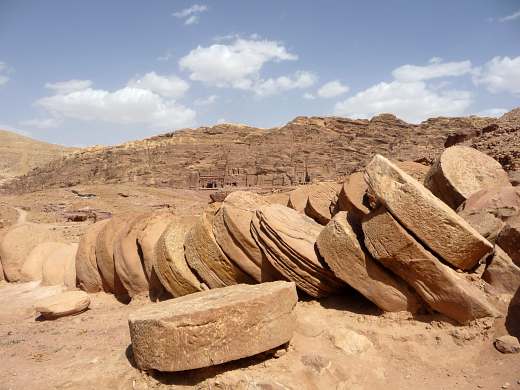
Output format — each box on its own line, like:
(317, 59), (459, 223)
(494, 335), (520, 354)
(288, 184), (321, 213)
(252, 204), (343, 298)
(458, 209), (505, 244)
(317, 211), (421, 313)
(263, 191), (291, 206)
(0, 223), (62, 282)
(34, 290), (90, 319)
(113, 214), (150, 297)
(75, 219), (110, 293)
(425, 146), (512, 209)
(365, 154), (493, 270)
(304, 182), (340, 225)
(483, 246), (520, 296)
(41, 243), (79, 288)
(128, 281), (297, 372)
(21, 242), (70, 282)
(497, 216), (520, 266)
(460, 186), (520, 216)
(362, 208), (497, 323)
(185, 204), (253, 289)
(154, 216), (203, 297)
(95, 214), (135, 297)
(0, 258), (3, 281)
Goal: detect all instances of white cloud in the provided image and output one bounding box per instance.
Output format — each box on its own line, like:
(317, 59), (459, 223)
(317, 80), (349, 98)
(499, 9), (520, 22)
(475, 108), (508, 118)
(392, 59), (472, 82)
(20, 117), (62, 129)
(194, 94), (218, 106)
(173, 4), (207, 25)
(45, 79), (93, 94)
(36, 78), (196, 129)
(473, 56), (520, 95)
(334, 80), (472, 123)
(179, 37), (297, 89)
(127, 72), (189, 98)
(250, 71), (316, 96)
(0, 61), (10, 86)
(303, 92), (315, 100)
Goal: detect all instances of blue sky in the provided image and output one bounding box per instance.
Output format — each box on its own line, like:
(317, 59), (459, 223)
(0, 0), (519, 146)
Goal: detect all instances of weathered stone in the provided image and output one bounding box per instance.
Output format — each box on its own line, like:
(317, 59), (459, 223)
(288, 184), (321, 213)
(494, 335), (520, 354)
(113, 215), (150, 297)
(21, 242), (69, 282)
(34, 290), (90, 319)
(41, 243), (78, 288)
(483, 247), (520, 295)
(317, 211), (422, 313)
(128, 281), (297, 372)
(154, 216), (204, 297)
(95, 214), (135, 297)
(220, 191), (281, 282)
(304, 182), (340, 225)
(425, 146), (511, 209)
(0, 257), (3, 281)
(0, 223), (62, 282)
(365, 154), (493, 270)
(135, 212), (177, 300)
(460, 186), (520, 218)
(263, 191), (291, 206)
(362, 208), (497, 323)
(75, 219), (110, 293)
(337, 172), (370, 218)
(497, 216), (520, 267)
(185, 204), (253, 289)
(458, 209), (505, 244)
(252, 204), (343, 298)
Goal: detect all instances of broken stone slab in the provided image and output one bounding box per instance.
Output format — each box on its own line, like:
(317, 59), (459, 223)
(494, 335), (520, 354)
(288, 184), (321, 213)
(317, 211), (422, 313)
(35, 290), (90, 319)
(184, 203), (253, 289)
(425, 146), (512, 209)
(497, 216), (520, 267)
(365, 154), (493, 270)
(128, 281), (297, 372)
(304, 182), (340, 225)
(362, 207), (497, 323)
(75, 219), (110, 293)
(154, 216), (204, 297)
(483, 246), (520, 296)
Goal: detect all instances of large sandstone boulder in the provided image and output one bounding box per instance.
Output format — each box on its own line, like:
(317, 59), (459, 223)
(75, 219), (110, 293)
(41, 243), (79, 288)
(154, 216), (204, 297)
(113, 214), (151, 298)
(425, 146), (511, 209)
(128, 281), (297, 372)
(0, 223), (62, 282)
(252, 204), (343, 298)
(497, 216), (520, 266)
(21, 242), (70, 282)
(288, 184), (321, 213)
(317, 212), (421, 313)
(95, 215), (135, 298)
(362, 208), (497, 323)
(35, 291), (90, 319)
(135, 212), (177, 300)
(483, 247), (520, 296)
(185, 204), (253, 289)
(304, 182), (340, 225)
(365, 155), (493, 270)
(0, 257), (3, 281)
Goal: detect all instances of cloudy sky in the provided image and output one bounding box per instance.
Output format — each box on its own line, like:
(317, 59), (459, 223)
(0, 1), (519, 146)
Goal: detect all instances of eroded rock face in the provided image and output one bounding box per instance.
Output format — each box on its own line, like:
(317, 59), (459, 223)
(288, 184), (321, 213)
(128, 281), (297, 372)
(483, 247), (520, 296)
(21, 242), (69, 282)
(41, 243), (78, 289)
(34, 290), (90, 319)
(76, 219), (110, 293)
(362, 208), (497, 323)
(365, 154), (493, 270)
(252, 204), (343, 298)
(304, 182), (340, 225)
(497, 216), (520, 266)
(184, 204), (253, 289)
(337, 172), (370, 220)
(425, 146), (511, 209)
(154, 216), (203, 297)
(317, 212), (421, 313)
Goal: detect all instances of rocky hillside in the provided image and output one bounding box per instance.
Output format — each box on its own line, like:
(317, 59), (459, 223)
(0, 129), (74, 185)
(2, 111), (514, 194)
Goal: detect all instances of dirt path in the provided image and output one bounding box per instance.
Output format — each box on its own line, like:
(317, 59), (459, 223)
(14, 207), (27, 225)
